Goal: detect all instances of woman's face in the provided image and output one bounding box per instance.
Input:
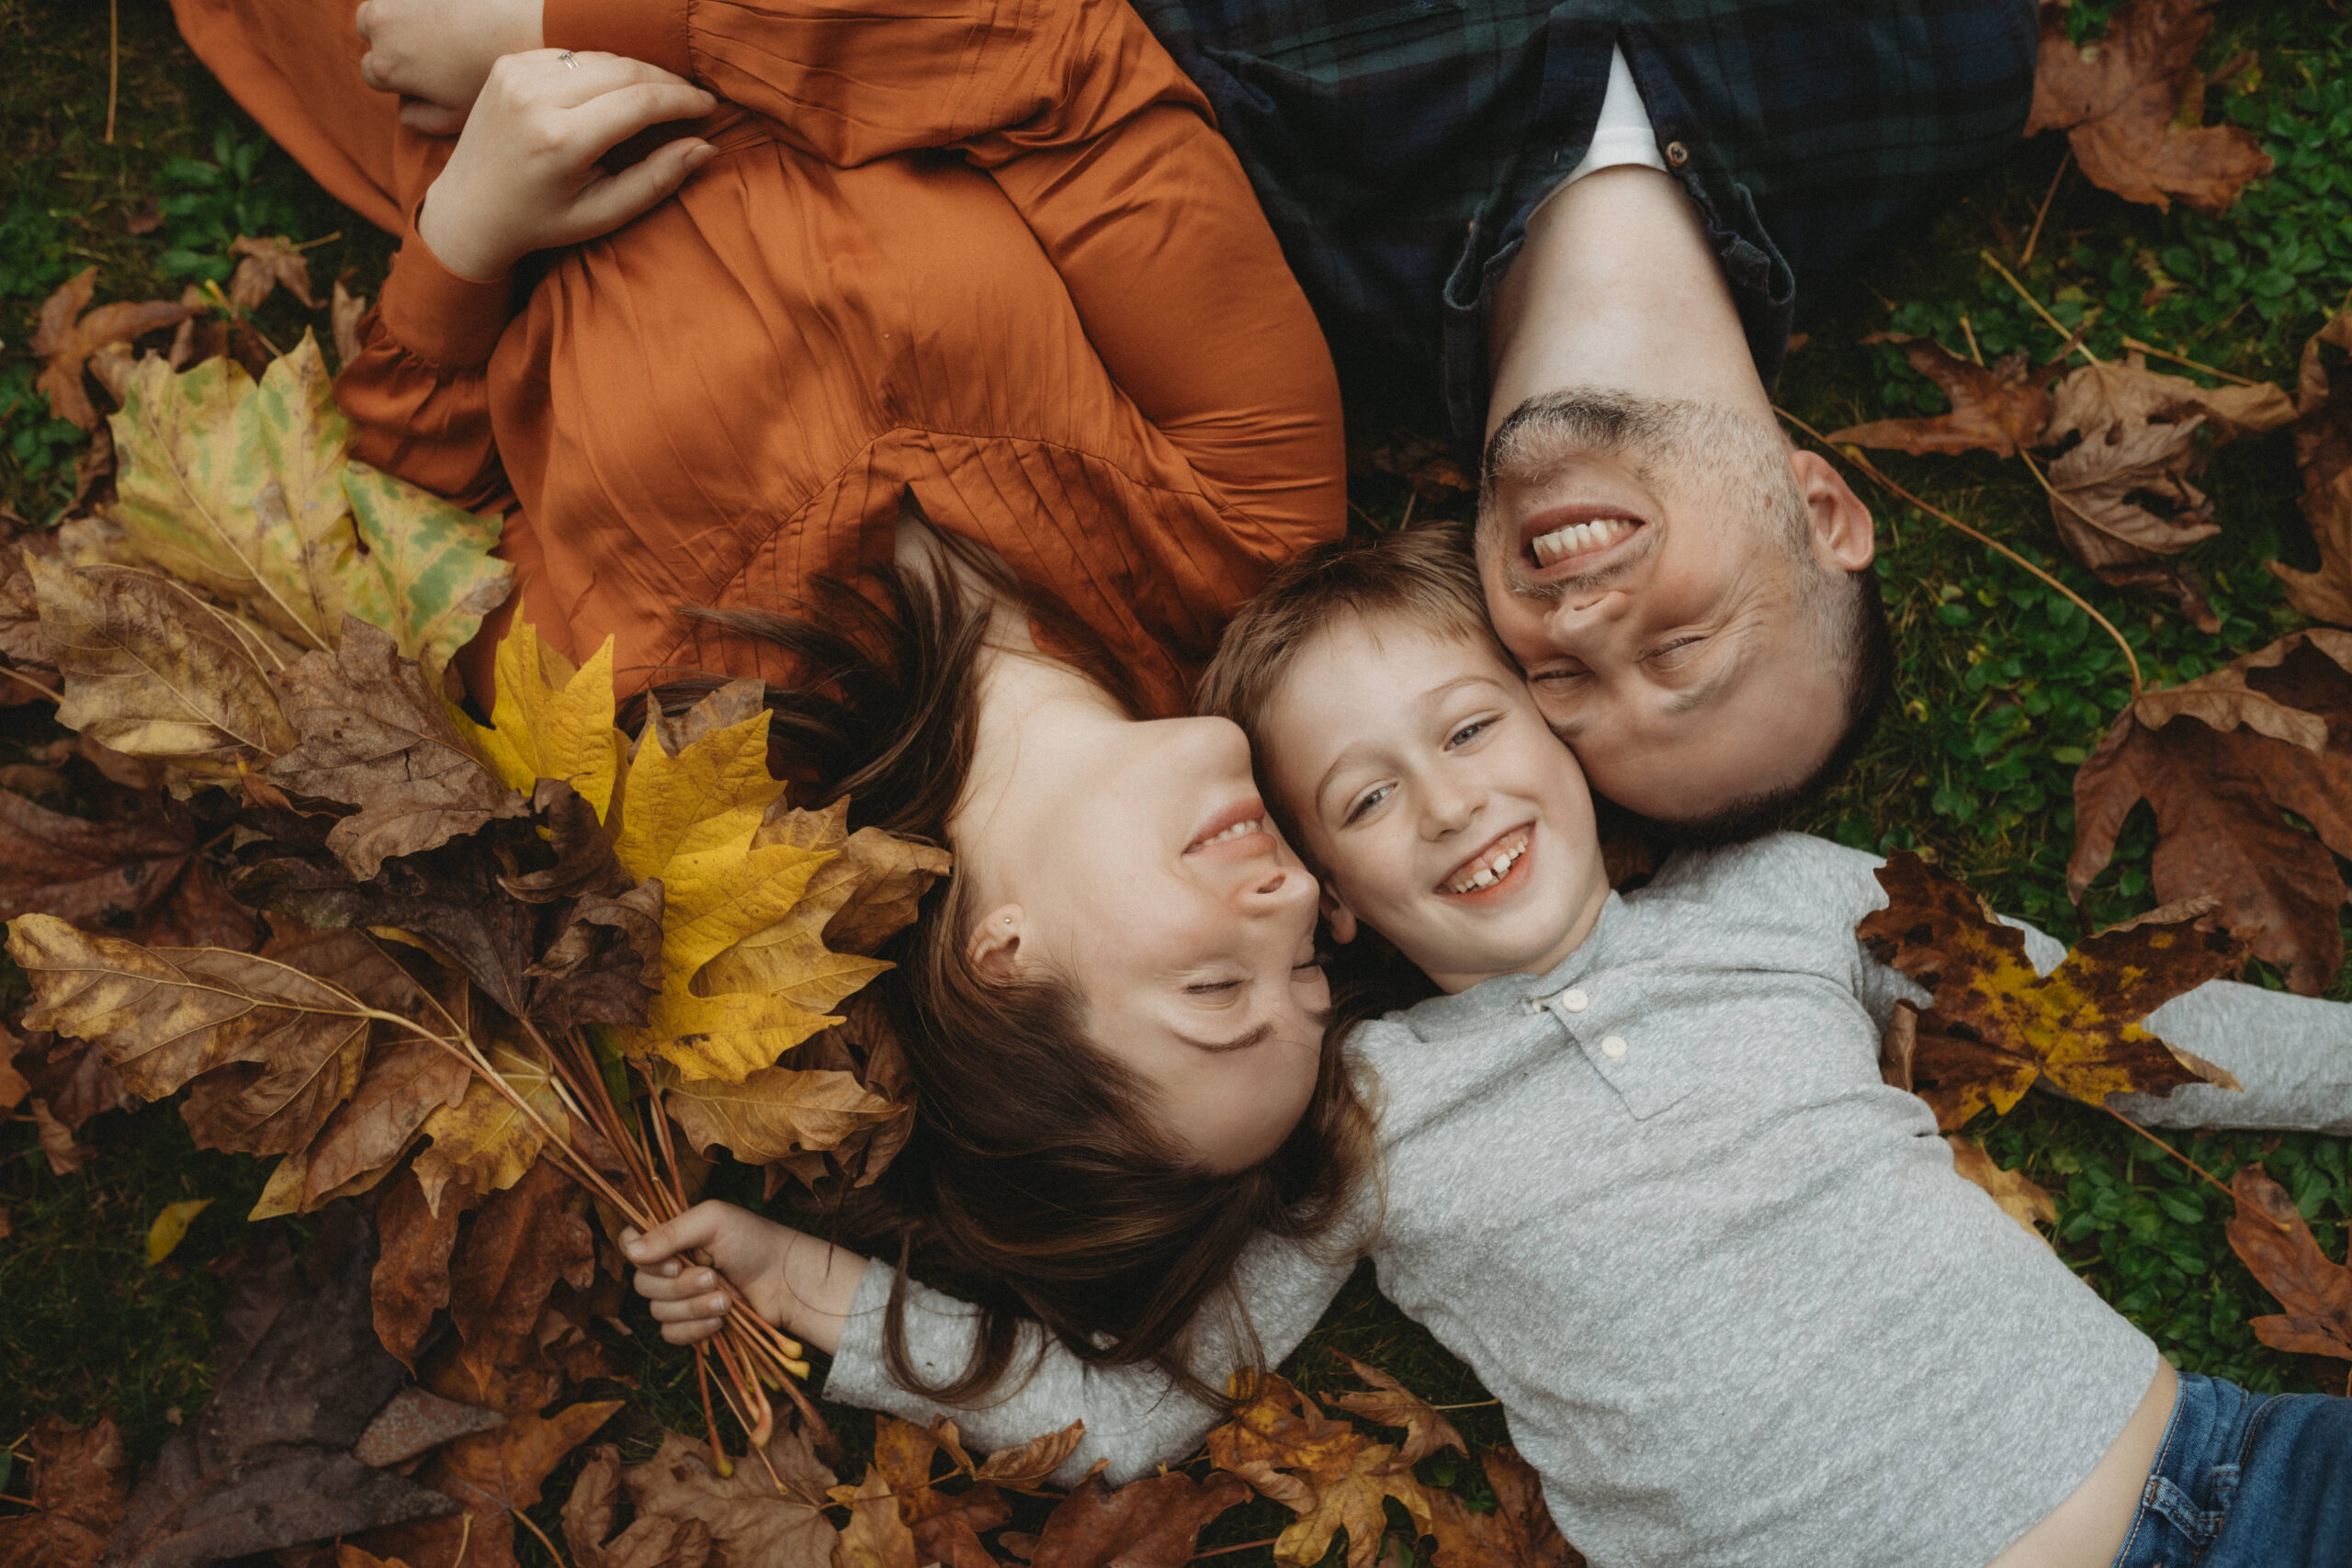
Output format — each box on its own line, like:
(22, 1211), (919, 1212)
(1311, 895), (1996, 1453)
(956, 709), (1329, 1173)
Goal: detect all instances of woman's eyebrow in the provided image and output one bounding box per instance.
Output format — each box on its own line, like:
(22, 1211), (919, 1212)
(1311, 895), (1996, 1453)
(1175, 1021), (1274, 1054)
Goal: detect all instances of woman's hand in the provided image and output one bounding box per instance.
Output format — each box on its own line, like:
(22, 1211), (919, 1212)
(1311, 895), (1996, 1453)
(356, 0), (545, 134)
(622, 1201), (866, 1356)
(414, 51), (718, 282)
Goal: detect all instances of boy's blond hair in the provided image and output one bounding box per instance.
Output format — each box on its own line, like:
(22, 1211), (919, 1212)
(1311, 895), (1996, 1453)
(1199, 524), (1510, 852)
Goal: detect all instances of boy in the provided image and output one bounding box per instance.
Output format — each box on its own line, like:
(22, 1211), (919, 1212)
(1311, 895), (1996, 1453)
(630, 526), (2352, 1567)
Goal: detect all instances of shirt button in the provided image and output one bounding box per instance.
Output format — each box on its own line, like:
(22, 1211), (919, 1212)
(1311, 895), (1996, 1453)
(1558, 989), (1589, 1013)
(1600, 1035), (1629, 1060)
(1665, 141), (1690, 168)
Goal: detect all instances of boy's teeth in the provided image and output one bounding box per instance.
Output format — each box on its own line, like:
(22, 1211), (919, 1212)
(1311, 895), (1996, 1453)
(1446, 834), (1527, 893)
(1531, 516), (1635, 566)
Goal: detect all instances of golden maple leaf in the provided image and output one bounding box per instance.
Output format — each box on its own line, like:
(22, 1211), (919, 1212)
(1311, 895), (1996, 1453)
(1206, 1371), (1434, 1568)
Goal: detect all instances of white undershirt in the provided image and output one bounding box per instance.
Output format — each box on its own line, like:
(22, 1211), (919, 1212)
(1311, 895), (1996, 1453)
(1529, 43), (1668, 223)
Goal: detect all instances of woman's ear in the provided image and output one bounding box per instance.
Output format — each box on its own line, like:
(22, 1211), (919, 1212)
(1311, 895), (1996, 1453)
(968, 905), (1026, 979)
(1319, 886), (1359, 946)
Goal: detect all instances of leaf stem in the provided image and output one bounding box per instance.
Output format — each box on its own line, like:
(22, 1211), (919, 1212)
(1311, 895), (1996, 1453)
(2120, 336), (2260, 387)
(1193, 1538), (1283, 1559)
(2018, 149), (2068, 269)
(106, 0), (119, 144)
(2100, 1105), (2233, 1201)
(1773, 405), (2144, 697)
(0, 667), (62, 704)
(1980, 249), (2102, 364)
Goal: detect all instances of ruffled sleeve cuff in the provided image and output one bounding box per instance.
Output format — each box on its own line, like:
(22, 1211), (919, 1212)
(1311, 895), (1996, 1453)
(542, 0), (693, 79)
(377, 213), (514, 369)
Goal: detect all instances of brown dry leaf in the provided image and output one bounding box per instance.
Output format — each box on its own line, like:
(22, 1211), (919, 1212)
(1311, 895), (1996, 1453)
(561, 1445), (717, 1568)
(623, 1427), (839, 1568)
(654, 1059), (905, 1168)
(11, 1030), (136, 1132)
(910, 1483), (1012, 1568)
(372, 1163), (481, 1363)
(2225, 1165), (2352, 1363)
(447, 1156), (595, 1351)
(2025, 0), (2273, 215)
(527, 880), (664, 1035)
(229, 235), (320, 313)
(972, 1422), (1086, 1493)
(28, 556), (296, 784)
(1947, 1136), (2059, 1243)
(1348, 428), (1476, 502)
(412, 1033), (571, 1208)
(0, 1414), (130, 1568)
(1423, 1450), (1582, 1568)
(278, 1030), (471, 1216)
(1028, 1468), (1251, 1568)
(2071, 629), (2352, 993)
(30, 1096), (98, 1175)
(333, 280), (371, 368)
(1329, 1356), (1466, 1473)
(1857, 852), (2244, 1127)
(364, 1401), (621, 1568)
(1826, 337), (2063, 457)
(0, 784), (254, 949)
(0, 1025), (25, 1111)
(350, 1388), (506, 1470)
(1204, 1372), (1432, 1568)
(2272, 312), (2352, 625)
(7, 914), (382, 1157)
(831, 1470), (919, 1568)
(28, 267), (192, 430)
(267, 618), (528, 879)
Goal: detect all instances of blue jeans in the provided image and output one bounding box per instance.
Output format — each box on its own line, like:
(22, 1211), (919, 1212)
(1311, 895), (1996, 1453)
(2109, 1371), (2352, 1567)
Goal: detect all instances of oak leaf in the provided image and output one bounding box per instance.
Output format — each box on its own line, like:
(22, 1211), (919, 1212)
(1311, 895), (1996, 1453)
(1027, 1468), (1250, 1568)
(0, 1414), (130, 1568)
(2025, 0), (2272, 215)
(266, 618), (527, 879)
(1946, 1136), (2059, 1244)
(622, 1429), (839, 1568)
(1423, 1450), (1581, 1568)
(1857, 852), (2243, 1127)
(2225, 1165), (2352, 1364)
(2070, 630), (2352, 992)
(1329, 1356), (1467, 1473)
(1827, 337), (2063, 458)
(28, 556), (295, 784)
(2271, 312), (2352, 625)
(28, 267), (191, 431)
(228, 235), (319, 312)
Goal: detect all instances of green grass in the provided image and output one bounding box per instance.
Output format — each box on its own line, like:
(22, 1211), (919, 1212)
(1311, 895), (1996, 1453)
(4, 0), (2351, 1562)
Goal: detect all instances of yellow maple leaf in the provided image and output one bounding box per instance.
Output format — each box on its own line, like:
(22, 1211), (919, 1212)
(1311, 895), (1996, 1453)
(413, 1033), (570, 1211)
(454, 616), (623, 817)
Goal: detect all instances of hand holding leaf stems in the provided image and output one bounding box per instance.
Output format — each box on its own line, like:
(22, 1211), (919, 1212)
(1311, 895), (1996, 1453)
(622, 1201), (867, 1355)
(356, 0), (547, 134)
(415, 51), (717, 283)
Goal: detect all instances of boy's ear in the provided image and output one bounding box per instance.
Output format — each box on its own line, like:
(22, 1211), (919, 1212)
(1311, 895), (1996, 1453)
(967, 905), (1025, 979)
(1319, 886), (1359, 945)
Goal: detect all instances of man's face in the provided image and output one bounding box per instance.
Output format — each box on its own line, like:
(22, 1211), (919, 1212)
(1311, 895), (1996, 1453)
(1475, 390), (1869, 824)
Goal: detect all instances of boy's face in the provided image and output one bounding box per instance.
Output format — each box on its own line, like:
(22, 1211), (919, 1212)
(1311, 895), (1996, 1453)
(1260, 616), (1611, 995)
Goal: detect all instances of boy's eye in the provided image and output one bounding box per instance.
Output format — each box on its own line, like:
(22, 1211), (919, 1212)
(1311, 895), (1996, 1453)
(1343, 782), (1392, 825)
(1446, 718), (1491, 749)
(1184, 979), (1243, 997)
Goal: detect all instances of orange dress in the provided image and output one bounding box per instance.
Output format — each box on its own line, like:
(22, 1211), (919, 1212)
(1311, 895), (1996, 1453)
(168, 0), (1345, 714)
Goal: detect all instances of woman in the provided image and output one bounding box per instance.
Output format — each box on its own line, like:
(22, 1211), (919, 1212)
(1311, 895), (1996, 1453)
(172, 0), (1372, 1393)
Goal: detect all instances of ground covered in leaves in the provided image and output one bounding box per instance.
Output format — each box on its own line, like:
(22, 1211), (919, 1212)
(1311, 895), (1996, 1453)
(4, 2), (2352, 1565)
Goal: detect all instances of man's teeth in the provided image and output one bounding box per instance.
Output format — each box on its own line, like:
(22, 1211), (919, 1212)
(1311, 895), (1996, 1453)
(1447, 835), (1527, 893)
(1199, 818), (1264, 847)
(1531, 516), (1636, 566)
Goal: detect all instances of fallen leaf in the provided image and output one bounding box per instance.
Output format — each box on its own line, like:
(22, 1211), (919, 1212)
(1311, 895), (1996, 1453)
(1329, 1356), (1467, 1473)
(267, 617), (527, 879)
(373, 1164), (484, 1364)
(228, 235), (320, 312)
(340, 463), (516, 675)
(653, 1060), (904, 1167)
(2071, 629), (2352, 992)
(447, 1156), (594, 1351)
(1027, 1467), (1251, 1568)
(333, 281), (369, 367)
(1827, 337), (2064, 457)
(411, 1033), (571, 1207)
(561, 1445), (717, 1568)
(832, 1469), (919, 1568)
(2271, 312), (2352, 625)
(11, 1029), (136, 1132)
(1946, 1137), (2058, 1243)
(350, 1388), (506, 1470)
(527, 881), (664, 1035)
(1423, 1450), (1581, 1568)
(455, 620), (624, 817)
(362, 1400), (620, 1568)
(0, 784), (255, 948)
(910, 1483), (1012, 1568)
(622, 1427), (840, 1568)
(146, 1198), (214, 1265)
(971, 1422), (1086, 1493)
(2025, 0), (2273, 215)
(1348, 429), (1475, 502)
(502, 780), (628, 904)
(28, 268), (192, 431)
(105, 1208), (459, 1567)
(1205, 1372), (1432, 1568)
(0, 1414), (130, 1568)
(28, 556), (296, 784)
(2225, 1165), (2352, 1363)
(31, 1096), (99, 1175)
(1857, 852), (2244, 1126)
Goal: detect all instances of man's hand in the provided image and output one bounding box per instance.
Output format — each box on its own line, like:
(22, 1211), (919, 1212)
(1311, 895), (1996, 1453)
(414, 50), (715, 281)
(356, 0), (546, 134)
(622, 1201), (866, 1356)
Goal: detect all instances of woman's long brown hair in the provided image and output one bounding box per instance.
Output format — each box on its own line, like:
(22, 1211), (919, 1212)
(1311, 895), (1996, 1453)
(668, 534), (1377, 1407)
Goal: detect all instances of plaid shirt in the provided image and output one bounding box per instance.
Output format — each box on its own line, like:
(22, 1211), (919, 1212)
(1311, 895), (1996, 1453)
(1127, 0), (2041, 449)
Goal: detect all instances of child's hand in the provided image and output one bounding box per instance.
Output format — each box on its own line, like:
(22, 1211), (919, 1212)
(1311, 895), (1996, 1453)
(622, 1201), (866, 1355)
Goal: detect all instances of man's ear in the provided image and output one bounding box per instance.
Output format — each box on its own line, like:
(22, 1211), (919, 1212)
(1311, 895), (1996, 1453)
(1319, 886), (1360, 946)
(1791, 449), (1874, 572)
(967, 904), (1025, 980)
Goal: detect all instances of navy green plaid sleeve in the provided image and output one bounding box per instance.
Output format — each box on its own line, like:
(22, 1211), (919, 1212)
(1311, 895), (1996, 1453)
(1126, 0), (2040, 450)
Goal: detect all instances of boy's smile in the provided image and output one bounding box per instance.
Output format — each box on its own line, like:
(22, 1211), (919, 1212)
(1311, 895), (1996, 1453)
(1259, 615), (1611, 994)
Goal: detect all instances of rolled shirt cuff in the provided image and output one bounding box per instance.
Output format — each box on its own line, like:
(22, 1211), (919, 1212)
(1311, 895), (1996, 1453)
(542, 0), (694, 79)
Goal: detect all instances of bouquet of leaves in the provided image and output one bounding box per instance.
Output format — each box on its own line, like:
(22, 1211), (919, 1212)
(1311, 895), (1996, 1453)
(0, 328), (945, 1495)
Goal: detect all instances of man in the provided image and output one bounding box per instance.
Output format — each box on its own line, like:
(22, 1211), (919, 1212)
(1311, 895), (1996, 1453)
(343, 0), (2039, 830)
